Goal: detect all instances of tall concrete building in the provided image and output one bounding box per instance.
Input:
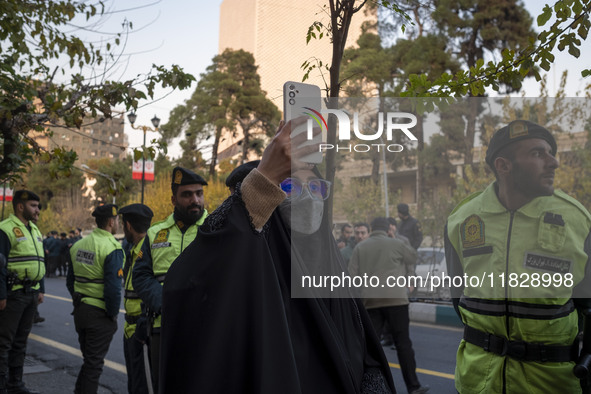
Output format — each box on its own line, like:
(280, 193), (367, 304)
(217, 0), (375, 160)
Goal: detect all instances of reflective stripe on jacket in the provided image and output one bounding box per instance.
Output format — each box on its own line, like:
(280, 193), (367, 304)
(124, 237), (145, 339)
(0, 214), (45, 291)
(70, 227), (123, 311)
(446, 183), (591, 394)
(147, 212), (207, 328)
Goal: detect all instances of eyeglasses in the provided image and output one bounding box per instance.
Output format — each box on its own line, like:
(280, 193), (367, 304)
(280, 177), (331, 201)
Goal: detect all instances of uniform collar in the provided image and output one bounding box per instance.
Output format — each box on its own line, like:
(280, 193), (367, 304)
(93, 227), (114, 237)
(165, 210), (208, 230)
(131, 237), (145, 258)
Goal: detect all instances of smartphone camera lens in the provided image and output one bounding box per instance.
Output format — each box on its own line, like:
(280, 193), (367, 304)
(289, 98), (295, 105)
(289, 84), (295, 90)
(288, 91), (295, 98)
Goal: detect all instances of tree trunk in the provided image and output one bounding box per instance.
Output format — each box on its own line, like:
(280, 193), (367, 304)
(415, 114), (424, 210)
(241, 126), (250, 165)
(209, 128), (222, 179)
(464, 98), (478, 170)
(0, 120), (20, 181)
(324, 0), (366, 227)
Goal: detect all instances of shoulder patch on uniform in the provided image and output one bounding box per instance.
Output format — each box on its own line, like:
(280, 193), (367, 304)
(13, 227), (24, 238)
(152, 229), (171, 249)
(460, 214), (485, 248)
(154, 230), (169, 243)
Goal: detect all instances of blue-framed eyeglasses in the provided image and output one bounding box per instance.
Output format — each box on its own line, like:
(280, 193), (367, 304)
(280, 178), (331, 201)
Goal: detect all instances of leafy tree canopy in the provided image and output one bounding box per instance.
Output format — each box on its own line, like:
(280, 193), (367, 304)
(0, 0), (195, 182)
(163, 49), (279, 177)
(403, 0), (591, 96)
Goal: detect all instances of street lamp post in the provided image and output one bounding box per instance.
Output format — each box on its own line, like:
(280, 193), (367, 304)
(127, 112), (160, 204)
(81, 164), (117, 204)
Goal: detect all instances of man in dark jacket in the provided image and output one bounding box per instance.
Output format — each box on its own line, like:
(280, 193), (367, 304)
(349, 217), (427, 394)
(397, 203), (423, 250)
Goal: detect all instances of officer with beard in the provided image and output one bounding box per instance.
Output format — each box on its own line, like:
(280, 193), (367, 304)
(133, 167), (207, 393)
(0, 190), (44, 394)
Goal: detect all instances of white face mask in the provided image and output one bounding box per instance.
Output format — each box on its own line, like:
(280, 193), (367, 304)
(279, 190), (324, 235)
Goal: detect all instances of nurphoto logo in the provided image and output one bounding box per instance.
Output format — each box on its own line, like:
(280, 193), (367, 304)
(305, 109), (418, 153)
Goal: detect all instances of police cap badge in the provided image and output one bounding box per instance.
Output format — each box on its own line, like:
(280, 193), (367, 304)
(170, 167), (208, 188)
(485, 120), (557, 168)
(92, 204), (119, 218)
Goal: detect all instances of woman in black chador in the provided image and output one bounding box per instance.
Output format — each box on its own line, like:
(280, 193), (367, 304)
(160, 119), (396, 394)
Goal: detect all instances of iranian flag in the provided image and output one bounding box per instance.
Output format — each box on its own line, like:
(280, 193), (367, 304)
(0, 186), (13, 202)
(132, 160), (155, 181)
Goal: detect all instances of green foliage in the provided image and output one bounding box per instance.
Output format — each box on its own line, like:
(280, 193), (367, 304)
(418, 191), (456, 247)
(555, 130), (591, 211)
(22, 160), (86, 207)
(86, 157), (138, 205)
(163, 49), (280, 177)
(403, 0), (591, 97)
(335, 177), (392, 223)
(419, 134), (455, 183)
(0, 0), (195, 183)
(452, 163), (494, 206)
(35, 198), (94, 235)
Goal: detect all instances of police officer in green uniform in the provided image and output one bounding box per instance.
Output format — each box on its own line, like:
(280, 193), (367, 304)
(445, 120), (591, 393)
(119, 203), (153, 394)
(67, 204), (124, 394)
(133, 167), (208, 393)
(0, 190), (44, 394)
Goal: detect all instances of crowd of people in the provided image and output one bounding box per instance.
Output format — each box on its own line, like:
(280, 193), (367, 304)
(43, 229), (82, 278)
(0, 118), (590, 394)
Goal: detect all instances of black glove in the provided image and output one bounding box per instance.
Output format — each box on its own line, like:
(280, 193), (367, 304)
(135, 315), (149, 343)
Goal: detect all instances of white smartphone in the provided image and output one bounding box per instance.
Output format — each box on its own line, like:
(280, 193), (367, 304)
(283, 81), (324, 164)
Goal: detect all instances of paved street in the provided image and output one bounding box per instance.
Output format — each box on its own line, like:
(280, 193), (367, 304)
(23, 277), (461, 393)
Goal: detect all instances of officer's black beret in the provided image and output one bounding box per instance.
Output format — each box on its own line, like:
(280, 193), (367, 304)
(225, 160), (260, 189)
(397, 203), (409, 215)
(13, 190), (40, 202)
(485, 120), (557, 167)
(119, 203), (154, 220)
(92, 204), (118, 218)
(171, 167), (208, 187)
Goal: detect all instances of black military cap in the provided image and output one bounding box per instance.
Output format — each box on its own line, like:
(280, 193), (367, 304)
(92, 204), (118, 218)
(171, 167), (208, 187)
(225, 160), (260, 189)
(397, 203), (409, 215)
(119, 203), (154, 220)
(13, 190), (40, 202)
(485, 120), (557, 167)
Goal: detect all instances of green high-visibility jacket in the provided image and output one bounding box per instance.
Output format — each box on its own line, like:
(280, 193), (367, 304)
(0, 214), (45, 292)
(445, 183), (591, 394)
(123, 237), (145, 339)
(133, 211), (207, 329)
(70, 227), (124, 312)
